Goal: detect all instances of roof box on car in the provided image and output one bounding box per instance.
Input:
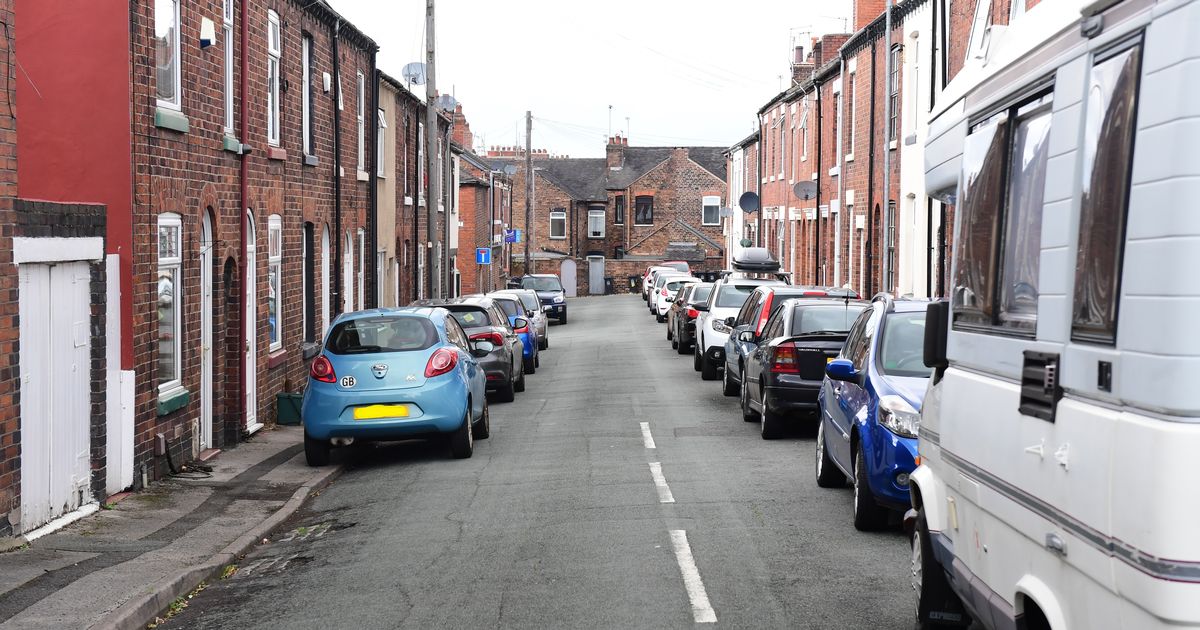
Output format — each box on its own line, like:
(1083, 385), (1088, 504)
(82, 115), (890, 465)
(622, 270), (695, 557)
(731, 247), (781, 272)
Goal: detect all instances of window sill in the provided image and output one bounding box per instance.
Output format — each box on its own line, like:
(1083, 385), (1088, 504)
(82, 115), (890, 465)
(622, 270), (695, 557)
(267, 147), (287, 161)
(844, 153), (855, 162)
(356, 170), (370, 182)
(702, 223), (720, 227)
(828, 166), (840, 177)
(154, 107), (190, 134)
(222, 136), (242, 153)
(549, 236), (567, 240)
(304, 154), (319, 167)
(157, 387), (191, 417)
(633, 224), (654, 227)
(889, 140), (898, 151)
(301, 342), (321, 361)
(268, 348), (287, 369)
(587, 236), (605, 240)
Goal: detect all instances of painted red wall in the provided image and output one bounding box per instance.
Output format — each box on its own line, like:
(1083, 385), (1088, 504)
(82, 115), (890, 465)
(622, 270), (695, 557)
(15, 0), (134, 367)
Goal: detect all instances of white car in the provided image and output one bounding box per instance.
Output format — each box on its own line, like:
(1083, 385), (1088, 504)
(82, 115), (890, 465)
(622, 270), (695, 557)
(654, 276), (700, 322)
(648, 272), (691, 317)
(693, 275), (785, 380)
(641, 266), (674, 302)
(491, 288), (548, 350)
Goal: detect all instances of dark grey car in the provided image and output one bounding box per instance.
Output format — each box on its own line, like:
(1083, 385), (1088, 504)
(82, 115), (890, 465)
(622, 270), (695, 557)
(411, 297), (525, 402)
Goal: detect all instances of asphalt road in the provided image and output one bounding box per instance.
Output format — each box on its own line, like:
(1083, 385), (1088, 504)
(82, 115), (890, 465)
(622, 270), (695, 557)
(161, 295), (913, 630)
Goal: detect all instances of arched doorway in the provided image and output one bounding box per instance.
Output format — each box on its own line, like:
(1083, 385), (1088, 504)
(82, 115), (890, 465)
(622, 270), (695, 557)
(199, 211), (214, 450)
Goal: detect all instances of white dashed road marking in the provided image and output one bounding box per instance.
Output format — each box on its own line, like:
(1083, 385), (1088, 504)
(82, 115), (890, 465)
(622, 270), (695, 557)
(648, 462), (675, 503)
(669, 529), (717, 623)
(640, 422), (657, 449)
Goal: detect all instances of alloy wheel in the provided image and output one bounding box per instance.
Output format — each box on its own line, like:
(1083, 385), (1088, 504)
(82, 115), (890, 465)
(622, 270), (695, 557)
(911, 525), (924, 618)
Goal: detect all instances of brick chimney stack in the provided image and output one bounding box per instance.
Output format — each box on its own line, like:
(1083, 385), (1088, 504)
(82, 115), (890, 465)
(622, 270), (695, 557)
(452, 103), (473, 150)
(606, 134), (627, 168)
(853, 0), (886, 31)
(790, 45), (814, 85)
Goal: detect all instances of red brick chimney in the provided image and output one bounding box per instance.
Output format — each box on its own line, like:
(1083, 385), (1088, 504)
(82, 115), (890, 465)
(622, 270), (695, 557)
(853, 0), (885, 31)
(452, 104), (473, 150)
(791, 45), (814, 85)
(606, 134), (626, 168)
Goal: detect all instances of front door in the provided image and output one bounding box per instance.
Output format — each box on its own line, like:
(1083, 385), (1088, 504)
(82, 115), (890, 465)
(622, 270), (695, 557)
(587, 256), (604, 295)
(560, 259), (577, 297)
(19, 262), (92, 531)
(245, 212), (260, 433)
(200, 213), (213, 449)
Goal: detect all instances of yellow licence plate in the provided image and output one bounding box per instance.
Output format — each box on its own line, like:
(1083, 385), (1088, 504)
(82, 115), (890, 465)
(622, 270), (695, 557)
(353, 404), (409, 420)
(827, 357), (836, 364)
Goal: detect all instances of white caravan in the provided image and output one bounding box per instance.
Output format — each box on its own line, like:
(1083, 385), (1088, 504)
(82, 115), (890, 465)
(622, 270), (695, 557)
(910, 1), (1200, 629)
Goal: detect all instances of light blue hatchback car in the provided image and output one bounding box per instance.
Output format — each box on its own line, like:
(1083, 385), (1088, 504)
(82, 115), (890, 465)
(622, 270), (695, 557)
(302, 307), (492, 465)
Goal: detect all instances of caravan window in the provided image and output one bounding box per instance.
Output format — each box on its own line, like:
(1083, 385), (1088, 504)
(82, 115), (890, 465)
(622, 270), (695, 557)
(1072, 42), (1142, 344)
(952, 91), (1052, 334)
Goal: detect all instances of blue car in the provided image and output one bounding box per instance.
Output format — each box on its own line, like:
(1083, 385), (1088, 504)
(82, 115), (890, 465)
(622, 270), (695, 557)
(489, 293), (539, 375)
(301, 307), (492, 465)
(815, 295), (930, 531)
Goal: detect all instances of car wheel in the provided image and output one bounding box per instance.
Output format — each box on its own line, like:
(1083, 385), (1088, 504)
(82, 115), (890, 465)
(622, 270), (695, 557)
(853, 441), (889, 531)
(473, 399), (491, 440)
(560, 314), (567, 324)
(656, 312), (666, 323)
(539, 337), (548, 350)
(496, 374), (517, 402)
(740, 374), (760, 422)
(693, 341), (703, 372)
(677, 329), (690, 355)
(700, 352), (720, 381)
(760, 390), (783, 440)
(815, 420), (845, 488)
(721, 363), (739, 397)
(912, 508), (971, 628)
(450, 409), (474, 459)
(524, 355), (537, 375)
(304, 431), (330, 467)
(514, 366), (526, 393)
(667, 322), (674, 341)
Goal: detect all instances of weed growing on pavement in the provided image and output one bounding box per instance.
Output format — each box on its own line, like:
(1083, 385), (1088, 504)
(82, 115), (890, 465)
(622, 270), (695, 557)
(220, 564), (238, 579)
(146, 581), (208, 628)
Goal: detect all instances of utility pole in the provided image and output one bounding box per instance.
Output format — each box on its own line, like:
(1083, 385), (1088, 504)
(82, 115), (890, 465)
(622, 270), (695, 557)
(443, 119), (454, 296)
(424, 0), (440, 297)
(882, 0), (893, 294)
(524, 110), (533, 275)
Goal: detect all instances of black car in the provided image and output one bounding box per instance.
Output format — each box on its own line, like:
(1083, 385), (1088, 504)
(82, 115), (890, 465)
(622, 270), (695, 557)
(667, 282), (712, 354)
(410, 297), (526, 402)
(737, 298), (868, 439)
(510, 274), (567, 323)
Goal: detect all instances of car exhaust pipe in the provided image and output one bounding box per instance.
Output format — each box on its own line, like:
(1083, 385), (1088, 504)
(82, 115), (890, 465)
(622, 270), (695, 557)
(331, 437), (355, 447)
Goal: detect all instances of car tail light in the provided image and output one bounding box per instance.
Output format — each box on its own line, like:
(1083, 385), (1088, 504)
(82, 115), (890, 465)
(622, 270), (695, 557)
(770, 342), (801, 374)
(310, 355), (336, 383)
(661, 288), (669, 296)
(755, 292), (775, 336)
(803, 290), (827, 296)
(424, 347), (458, 378)
(470, 332), (505, 346)
(686, 307), (698, 319)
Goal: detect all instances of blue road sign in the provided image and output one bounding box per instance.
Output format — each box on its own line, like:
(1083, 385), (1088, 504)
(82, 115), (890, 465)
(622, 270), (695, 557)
(504, 229), (520, 243)
(476, 247), (492, 265)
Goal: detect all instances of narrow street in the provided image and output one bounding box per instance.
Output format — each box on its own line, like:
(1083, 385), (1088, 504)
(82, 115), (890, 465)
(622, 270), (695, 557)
(162, 295), (911, 629)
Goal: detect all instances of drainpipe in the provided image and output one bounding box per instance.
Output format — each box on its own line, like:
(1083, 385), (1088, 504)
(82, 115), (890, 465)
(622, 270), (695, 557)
(883, 0), (894, 293)
(332, 20), (343, 313)
(368, 62), (379, 308)
(836, 53), (846, 289)
(412, 105), (420, 298)
(866, 36), (878, 297)
(756, 113), (763, 247)
(237, 0), (249, 434)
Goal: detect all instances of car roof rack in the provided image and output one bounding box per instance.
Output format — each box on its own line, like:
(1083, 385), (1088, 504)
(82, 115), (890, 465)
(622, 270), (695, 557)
(718, 269), (792, 283)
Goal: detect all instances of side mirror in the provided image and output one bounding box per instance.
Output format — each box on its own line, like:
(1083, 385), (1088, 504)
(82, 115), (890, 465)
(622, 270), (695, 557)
(724, 316), (736, 327)
(825, 358), (860, 383)
(694, 302), (710, 312)
(471, 341), (495, 357)
(924, 301), (949, 370)
(737, 330), (756, 343)
(512, 317), (529, 331)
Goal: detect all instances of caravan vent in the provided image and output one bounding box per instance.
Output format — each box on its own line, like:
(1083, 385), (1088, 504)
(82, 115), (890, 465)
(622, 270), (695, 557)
(1019, 351), (1062, 423)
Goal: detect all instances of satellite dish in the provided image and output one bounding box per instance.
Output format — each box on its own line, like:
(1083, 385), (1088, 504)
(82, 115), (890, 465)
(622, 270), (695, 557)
(401, 62), (426, 85)
(793, 181), (817, 201)
(738, 191), (761, 213)
(436, 94), (458, 111)
(502, 165), (518, 176)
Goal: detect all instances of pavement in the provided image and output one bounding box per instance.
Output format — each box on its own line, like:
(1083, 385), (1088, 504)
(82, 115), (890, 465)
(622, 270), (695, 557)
(0, 425), (341, 630)
(152, 295), (917, 630)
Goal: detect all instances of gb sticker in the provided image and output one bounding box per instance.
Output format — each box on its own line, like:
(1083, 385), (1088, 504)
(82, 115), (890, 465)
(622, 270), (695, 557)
(340, 375), (357, 388)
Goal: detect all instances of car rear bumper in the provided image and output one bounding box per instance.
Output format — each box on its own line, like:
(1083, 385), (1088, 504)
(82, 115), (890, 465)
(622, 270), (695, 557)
(763, 381), (823, 415)
(301, 377), (469, 440)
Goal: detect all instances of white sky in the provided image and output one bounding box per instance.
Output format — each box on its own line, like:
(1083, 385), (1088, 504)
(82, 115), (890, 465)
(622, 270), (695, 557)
(329, 0), (852, 158)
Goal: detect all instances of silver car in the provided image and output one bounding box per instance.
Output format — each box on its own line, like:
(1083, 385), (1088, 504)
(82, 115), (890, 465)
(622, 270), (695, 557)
(490, 289), (549, 350)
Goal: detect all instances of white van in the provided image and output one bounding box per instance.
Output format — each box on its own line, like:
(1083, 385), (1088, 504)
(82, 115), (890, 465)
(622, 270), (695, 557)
(910, 1), (1200, 629)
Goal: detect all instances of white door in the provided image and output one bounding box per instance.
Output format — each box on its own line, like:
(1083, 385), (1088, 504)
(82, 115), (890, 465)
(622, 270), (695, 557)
(19, 262), (92, 531)
(245, 212), (260, 433)
(343, 232), (354, 313)
(587, 256), (604, 295)
(321, 225), (330, 336)
(560, 259), (577, 297)
(199, 213), (213, 450)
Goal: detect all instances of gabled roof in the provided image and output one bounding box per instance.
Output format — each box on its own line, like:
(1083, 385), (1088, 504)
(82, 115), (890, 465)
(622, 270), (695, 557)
(607, 146), (726, 189)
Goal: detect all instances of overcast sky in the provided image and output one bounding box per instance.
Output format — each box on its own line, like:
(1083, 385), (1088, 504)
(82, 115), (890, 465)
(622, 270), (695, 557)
(329, 0), (852, 158)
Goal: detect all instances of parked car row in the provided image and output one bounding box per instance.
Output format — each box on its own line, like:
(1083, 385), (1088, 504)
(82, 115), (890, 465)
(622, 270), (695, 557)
(643, 249), (931, 532)
(300, 274), (568, 466)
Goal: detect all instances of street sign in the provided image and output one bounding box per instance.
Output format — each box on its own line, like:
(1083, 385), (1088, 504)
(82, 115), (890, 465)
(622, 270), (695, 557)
(504, 229), (520, 243)
(476, 248), (492, 265)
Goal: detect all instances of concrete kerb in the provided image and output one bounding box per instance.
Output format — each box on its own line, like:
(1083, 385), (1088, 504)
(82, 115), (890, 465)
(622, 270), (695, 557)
(94, 464), (344, 630)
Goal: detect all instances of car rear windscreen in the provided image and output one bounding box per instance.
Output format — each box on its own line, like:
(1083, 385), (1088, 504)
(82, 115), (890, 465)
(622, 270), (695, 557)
(665, 262), (689, 272)
(326, 316), (438, 354)
(495, 299), (520, 317)
(520, 277), (563, 292)
(715, 284), (756, 308)
(444, 307), (492, 329)
(665, 280), (692, 292)
(689, 285), (713, 303)
(878, 312), (929, 378)
(789, 305), (868, 335)
(514, 293), (539, 311)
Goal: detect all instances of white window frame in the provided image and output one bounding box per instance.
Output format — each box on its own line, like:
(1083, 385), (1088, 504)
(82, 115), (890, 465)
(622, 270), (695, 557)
(587, 207), (605, 239)
(223, 0), (234, 132)
(357, 72), (366, 172)
(702, 195), (721, 226)
(157, 212), (183, 393)
(302, 34), (313, 154)
(268, 214), (283, 351)
(377, 108), (387, 177)
(266, 10), (281, 146)
(337, 72), (344, 111)
(549, 210), (566, 240)
(155, 0), (182, 110)
(848, 72), (857, 158)
(800, 97), (809, 161)
(778, 111), (785, 177)
(417, 122), (426, 206)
